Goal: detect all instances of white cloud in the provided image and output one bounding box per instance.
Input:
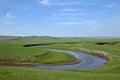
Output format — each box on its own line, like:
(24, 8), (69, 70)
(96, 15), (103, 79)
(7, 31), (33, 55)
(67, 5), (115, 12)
(56, 20), (99, 27)
(2, 21), (15, 24)
(39, 0), (49, 6)
(38, 0), (83, 6)
(60, 13), (85, 16)
(21, 3), (34, 10)
(105, 3), (120, 8)
(62, 8), (77, 12)
(89, 26), (97, 31)
(5, 13), (15, 18)
(57, 22), (81, 26)
(53, 14), (57, 17)
(80, 20), (99, 25)
(52, 13), (85, 18)
(51, 2), (75, 6)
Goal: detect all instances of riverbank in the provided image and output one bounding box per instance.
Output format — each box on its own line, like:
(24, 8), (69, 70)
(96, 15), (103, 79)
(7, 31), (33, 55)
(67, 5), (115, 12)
(69, 47), (111, 60)
(0, 50), (80, 66)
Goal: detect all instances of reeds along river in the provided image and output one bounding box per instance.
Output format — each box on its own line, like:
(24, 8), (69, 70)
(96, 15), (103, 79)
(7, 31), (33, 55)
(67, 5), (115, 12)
(29, 49), (107, 70)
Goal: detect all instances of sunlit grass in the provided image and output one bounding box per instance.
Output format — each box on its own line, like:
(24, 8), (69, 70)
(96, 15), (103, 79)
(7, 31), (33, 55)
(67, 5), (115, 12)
(0, 37), (120, 80)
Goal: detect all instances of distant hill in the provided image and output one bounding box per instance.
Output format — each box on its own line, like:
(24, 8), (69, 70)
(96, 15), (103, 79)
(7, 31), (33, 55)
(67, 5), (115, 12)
(0, 35), (120, 41)
(0, 35), (61, 41)
(0, 35), (20, 41)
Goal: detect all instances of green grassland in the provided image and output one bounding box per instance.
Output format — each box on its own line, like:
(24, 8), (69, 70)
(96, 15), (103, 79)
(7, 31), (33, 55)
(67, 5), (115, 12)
(0, 36), (120, 80)
(0, 41), (79, 65)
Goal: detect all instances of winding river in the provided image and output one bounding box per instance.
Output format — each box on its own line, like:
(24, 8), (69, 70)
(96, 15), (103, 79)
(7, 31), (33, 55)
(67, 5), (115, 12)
(32, 49), (107, 70)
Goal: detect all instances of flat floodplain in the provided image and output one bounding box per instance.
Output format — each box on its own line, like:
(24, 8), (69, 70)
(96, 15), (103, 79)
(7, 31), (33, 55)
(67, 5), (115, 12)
(0, 36), (120, 80)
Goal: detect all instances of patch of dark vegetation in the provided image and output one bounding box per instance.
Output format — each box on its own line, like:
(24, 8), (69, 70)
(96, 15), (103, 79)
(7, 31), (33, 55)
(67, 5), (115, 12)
(65, 42), (81, 44)
(96, 42), (120, 45)
(96, 42), (111, 45)
(23, 42), (81, 47)
(23, 43), (53, 47)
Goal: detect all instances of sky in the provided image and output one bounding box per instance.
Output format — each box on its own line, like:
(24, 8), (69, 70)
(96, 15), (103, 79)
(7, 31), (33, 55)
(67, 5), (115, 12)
(0, 0), (120, 37)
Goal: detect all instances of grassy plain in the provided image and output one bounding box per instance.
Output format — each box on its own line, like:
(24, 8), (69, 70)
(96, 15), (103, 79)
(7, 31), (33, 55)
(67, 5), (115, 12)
(0, 36), (120, 80)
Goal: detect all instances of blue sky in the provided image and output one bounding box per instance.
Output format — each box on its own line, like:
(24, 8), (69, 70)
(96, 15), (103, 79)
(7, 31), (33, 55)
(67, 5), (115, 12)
(0, 0), (120, 37)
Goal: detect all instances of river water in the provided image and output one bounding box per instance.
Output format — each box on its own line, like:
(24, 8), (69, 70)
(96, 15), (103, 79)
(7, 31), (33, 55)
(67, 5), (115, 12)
(32, 49), (107, 70)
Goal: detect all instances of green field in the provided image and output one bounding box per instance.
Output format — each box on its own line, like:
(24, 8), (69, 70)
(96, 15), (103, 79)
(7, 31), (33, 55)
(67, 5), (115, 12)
(0, 36), (120, 80)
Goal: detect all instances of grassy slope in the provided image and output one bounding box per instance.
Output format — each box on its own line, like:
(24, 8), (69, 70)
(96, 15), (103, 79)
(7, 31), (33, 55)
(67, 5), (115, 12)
(0, 66), (119, 80)
(0, 41), (46, 56)
(0, 37), (120, 80)
(0, 40), (78, 65)
(66, 39), (120, 74)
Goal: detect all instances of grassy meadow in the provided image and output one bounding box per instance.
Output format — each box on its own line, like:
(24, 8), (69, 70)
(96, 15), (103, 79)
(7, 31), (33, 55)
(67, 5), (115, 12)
(0, 36), (120, 80)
